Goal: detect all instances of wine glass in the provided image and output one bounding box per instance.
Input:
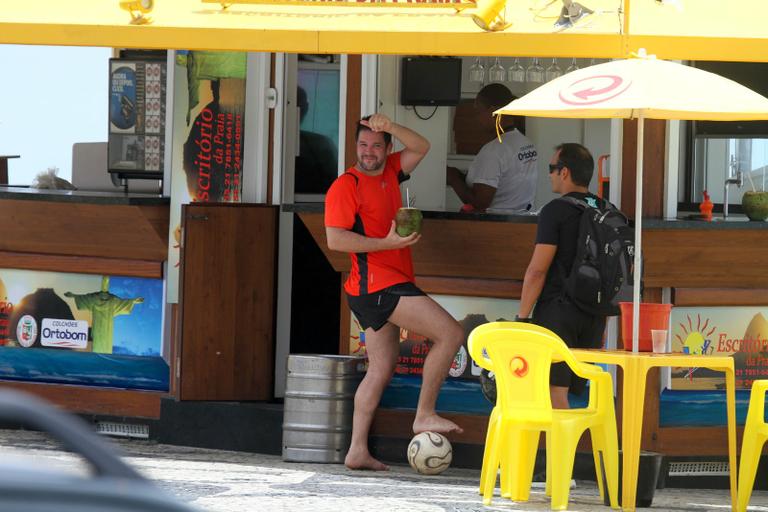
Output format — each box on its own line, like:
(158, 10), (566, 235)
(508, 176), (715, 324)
(469, 57), (485, 84)
(545, 58), (563, 82)
(565, 58), (579, 74)
(507, 58), (525, 83)
(488, 57), (506, 83)
(525, 58), (544, 84)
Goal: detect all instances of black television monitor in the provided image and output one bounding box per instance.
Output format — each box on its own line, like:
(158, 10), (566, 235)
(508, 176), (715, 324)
(400, 57), (462, 107)
(693, 61), (768, 138)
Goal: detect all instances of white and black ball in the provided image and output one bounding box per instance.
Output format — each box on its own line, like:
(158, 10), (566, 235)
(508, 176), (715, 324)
(407, 431), (452, 475)
(479, 368), (497, 404)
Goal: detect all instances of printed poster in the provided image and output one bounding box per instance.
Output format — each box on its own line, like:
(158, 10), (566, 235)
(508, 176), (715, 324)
(0, 269), (167, 391)
(669, 306), (768, 390)
(349, 294), (519, 380)
(108, 59), (167, 174)
(167, 51), (247, 302)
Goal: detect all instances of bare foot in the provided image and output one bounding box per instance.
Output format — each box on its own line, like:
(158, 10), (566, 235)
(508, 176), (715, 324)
(412, 413), (464, 435)
(344, 448), (389, 471)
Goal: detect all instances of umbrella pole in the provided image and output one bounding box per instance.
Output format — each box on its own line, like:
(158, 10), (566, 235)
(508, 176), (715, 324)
(632, 114), (644, 353)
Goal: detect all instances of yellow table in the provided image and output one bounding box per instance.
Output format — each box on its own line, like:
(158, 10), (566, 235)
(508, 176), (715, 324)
(571, 349), (737, 512)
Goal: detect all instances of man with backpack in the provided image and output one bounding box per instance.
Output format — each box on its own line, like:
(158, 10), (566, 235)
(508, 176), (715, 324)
(516, 143), (634, 409)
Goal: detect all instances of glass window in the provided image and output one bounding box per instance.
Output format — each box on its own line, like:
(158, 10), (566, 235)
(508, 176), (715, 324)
(687, 136), (768, 211)
(294, 56), (340, 196)
(684, 60), (768, 212)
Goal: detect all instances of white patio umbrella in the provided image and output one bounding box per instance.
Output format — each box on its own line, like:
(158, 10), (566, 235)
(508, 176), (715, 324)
(495, 50), (768, 351)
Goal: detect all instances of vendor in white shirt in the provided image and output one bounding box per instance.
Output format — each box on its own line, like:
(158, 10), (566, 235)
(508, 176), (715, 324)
(447, 84), (538, 214)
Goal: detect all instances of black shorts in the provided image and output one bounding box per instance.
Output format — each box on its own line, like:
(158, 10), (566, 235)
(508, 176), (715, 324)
(347, 282), (425, 331)
(532, 297), (606, 396)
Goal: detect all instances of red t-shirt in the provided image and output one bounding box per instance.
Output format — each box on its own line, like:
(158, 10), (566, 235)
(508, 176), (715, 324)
(325, 152), (414, 296)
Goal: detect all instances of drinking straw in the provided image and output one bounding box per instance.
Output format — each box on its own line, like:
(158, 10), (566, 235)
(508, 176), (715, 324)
(406, 188), (410, 207)
(745, 167), (757, 192)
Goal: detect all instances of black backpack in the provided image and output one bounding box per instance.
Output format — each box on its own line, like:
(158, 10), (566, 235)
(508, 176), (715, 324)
(558, 196), (636, 316)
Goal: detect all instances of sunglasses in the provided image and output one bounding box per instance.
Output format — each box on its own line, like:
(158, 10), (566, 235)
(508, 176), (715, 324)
(548, 163), (564, 173)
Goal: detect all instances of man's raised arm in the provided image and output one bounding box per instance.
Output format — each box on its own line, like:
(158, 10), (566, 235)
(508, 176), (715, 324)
(361, 114), (429, 173)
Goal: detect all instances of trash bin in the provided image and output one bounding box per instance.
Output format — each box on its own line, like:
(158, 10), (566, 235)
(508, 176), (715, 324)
(282, 354), (365, 463)
(603, 450), (663, 508)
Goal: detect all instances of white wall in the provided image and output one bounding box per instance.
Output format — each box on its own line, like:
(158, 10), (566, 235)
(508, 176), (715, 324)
(377, 56), (612, 212)
(378, 56), (451, 211)
(532, 118), (611, 208)
(0, 45), (111, 185)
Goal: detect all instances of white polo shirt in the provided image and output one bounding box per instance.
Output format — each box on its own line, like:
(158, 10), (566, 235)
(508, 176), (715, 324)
(465, 128), (538, 212)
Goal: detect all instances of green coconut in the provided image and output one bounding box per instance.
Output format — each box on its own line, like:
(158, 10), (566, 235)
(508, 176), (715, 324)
(742, 191), (768, 221)
(395, 207), (423, 237)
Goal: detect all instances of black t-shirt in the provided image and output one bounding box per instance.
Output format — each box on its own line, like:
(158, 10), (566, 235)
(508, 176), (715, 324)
(535, 191), (606, 302)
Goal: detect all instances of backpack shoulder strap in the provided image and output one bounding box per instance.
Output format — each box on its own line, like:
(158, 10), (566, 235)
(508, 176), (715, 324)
(554, 196), (589, 286)
(557, 195), (589, 210)
(599, 197), (619, 212)
(558, 195), (621, 214)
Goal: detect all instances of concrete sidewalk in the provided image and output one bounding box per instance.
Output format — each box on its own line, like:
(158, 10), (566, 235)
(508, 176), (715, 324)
(1, 429), (766, 511)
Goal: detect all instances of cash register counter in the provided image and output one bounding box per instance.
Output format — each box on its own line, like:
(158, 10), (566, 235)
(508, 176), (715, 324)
(0, 186), (170, 417)
(286, 203), (768, 457)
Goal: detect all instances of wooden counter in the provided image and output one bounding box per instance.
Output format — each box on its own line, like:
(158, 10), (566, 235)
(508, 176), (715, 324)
(0, 187), (171, 418)
(0, 187), (169, 279)
(289, 204), (768, 457)
(290, 205), (768, 289)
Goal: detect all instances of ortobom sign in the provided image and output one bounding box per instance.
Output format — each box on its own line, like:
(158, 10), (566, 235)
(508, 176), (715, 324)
(41, 319), (89, 349)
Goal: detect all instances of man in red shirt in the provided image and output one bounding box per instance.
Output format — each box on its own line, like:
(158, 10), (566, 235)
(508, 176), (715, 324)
(326, 114), (464, 471)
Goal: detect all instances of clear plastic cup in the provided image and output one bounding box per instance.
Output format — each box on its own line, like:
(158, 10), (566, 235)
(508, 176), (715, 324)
(651, 329), (668, 353)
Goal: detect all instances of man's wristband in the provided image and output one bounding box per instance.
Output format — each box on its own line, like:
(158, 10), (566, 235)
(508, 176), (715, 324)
(514, 315), (533, 323)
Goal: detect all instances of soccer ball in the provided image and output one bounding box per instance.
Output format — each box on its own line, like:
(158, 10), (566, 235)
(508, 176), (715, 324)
(479, 368), (497, 404)
(407, 431), (452, 475)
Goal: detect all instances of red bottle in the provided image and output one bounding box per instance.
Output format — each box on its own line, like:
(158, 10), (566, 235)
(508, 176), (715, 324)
(700, 190), (714, 221)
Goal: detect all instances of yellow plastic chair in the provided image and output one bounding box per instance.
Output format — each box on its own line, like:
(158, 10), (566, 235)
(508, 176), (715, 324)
(737, 380), (768, 512)
(468, 321), (619, 510)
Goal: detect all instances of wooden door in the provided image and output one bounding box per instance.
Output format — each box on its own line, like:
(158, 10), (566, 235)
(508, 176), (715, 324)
(179, 203), (278, 400)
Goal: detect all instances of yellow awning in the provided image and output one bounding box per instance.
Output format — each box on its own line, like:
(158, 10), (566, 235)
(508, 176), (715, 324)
(0, 0), (624, 57)
(628, 0), (768, 63)
(1, 0), (767, 62)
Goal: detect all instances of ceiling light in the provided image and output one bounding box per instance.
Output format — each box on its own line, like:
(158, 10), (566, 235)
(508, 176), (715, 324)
(119, 0), (154, 25)
(554, 0), (593, 30)
(471, 0), (512, 32)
